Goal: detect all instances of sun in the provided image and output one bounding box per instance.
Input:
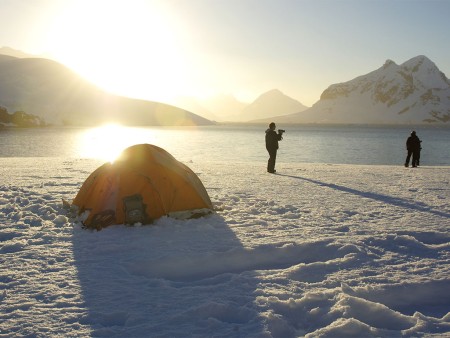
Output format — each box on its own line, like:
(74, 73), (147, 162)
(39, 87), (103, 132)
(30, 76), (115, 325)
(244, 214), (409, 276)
(44, 0), (188, 103)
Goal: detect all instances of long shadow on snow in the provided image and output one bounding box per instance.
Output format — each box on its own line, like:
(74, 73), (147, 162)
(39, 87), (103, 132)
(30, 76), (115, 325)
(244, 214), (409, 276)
(71, 214), (265, 337)
(278, 173), (450, 219)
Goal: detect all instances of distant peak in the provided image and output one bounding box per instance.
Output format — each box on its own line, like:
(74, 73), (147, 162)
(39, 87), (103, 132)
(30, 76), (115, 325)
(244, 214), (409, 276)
(409, 55), (430, 62)
(383, 59), (397, 69)
(401, 55), (436, 70)
(262, 89), (284, 96)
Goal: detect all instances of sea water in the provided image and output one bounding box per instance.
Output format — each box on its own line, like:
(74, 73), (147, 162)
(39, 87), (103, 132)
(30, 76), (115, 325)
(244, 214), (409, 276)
(0, 124), (449, 166)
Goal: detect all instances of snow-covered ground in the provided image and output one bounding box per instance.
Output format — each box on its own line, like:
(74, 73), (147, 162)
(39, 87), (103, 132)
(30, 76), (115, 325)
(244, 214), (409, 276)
(1, 158), (449, 337)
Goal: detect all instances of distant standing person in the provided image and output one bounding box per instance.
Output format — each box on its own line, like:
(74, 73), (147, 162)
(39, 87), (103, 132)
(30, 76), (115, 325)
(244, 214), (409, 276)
(265, 122), (284, 173)
(405, 130), (421, 167)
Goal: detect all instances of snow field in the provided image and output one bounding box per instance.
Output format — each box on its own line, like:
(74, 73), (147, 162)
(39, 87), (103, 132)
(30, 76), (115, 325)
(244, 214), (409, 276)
(1, 158), (449, 337)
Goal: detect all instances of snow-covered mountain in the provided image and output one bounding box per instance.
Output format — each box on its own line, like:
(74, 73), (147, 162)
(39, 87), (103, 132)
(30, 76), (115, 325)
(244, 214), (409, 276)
(0, 54), (213, 126)
(277, 55), (450, 124)
(241, 89), (308, 122)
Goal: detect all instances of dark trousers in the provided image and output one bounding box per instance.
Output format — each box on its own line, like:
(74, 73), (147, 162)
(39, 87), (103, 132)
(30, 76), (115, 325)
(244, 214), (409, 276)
(267, 149), (277, 172)
(405, 150), (420, 167)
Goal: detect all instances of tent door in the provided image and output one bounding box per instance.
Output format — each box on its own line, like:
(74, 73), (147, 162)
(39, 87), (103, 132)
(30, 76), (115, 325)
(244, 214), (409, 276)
(123, 194), (146, 225)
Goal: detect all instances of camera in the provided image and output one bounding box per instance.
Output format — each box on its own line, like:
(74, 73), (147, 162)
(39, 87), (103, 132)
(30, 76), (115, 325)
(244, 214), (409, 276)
(278, 129), (285, 134)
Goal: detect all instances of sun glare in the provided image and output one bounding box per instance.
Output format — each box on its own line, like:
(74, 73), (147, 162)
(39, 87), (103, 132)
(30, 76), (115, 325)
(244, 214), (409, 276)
(79, 124), (151, 162)
(44, 0), (188, 103)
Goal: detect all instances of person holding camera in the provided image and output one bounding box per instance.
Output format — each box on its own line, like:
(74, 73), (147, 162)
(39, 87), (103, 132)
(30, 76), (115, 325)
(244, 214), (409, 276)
(265, 122), (284, 173)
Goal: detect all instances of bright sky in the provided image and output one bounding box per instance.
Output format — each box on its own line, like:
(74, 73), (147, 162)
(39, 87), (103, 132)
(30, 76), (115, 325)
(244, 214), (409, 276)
(0, 0), (449, 106)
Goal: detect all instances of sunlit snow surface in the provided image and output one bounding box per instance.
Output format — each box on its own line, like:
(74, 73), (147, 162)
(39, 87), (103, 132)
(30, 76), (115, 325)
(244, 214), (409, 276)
(1, 158), (449, 337)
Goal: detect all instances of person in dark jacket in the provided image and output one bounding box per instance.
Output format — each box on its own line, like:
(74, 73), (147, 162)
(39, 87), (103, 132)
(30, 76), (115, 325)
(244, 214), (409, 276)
(405, 130), (421, 167)
(265, 122), (283, 173)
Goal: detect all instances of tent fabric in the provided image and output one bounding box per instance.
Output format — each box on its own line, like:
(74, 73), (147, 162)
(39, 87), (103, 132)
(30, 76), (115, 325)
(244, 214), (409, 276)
(72, 144), (213, 229)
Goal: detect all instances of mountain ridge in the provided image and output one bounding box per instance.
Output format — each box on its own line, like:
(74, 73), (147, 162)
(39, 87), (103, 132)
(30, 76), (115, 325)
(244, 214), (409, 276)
(0, 54), (213, 126)
(175, 90), (308, 122)
(240, 89), (308, 122)
(270, 55), (450, 125)
(1, 48), (448, 125)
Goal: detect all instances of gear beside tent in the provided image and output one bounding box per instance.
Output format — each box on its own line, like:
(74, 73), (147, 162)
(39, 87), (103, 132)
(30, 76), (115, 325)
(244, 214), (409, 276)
(72, 144), (213, 229)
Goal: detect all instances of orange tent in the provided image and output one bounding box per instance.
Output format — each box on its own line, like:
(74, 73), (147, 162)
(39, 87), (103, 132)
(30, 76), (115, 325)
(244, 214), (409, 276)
(72, 144), (213, 229)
